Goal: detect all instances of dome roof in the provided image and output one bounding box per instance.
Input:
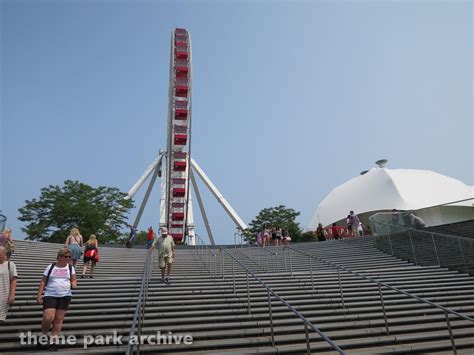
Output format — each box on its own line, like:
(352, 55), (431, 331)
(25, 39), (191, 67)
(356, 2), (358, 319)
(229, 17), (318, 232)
(308, 168), (473, 229)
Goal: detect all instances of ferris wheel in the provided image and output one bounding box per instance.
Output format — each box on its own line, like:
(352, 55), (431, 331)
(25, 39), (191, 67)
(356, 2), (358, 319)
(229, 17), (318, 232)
(127, 28), (247, 245)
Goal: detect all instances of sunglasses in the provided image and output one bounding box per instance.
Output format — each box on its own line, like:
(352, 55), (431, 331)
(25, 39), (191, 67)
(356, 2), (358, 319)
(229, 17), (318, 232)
(62, 255), (71, 259)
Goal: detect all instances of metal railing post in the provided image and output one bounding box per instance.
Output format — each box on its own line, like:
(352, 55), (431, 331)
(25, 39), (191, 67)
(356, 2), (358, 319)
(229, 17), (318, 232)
(304, 322), (311, 354)
(213, 254), (216, 277)
(444, 311), (457, 354)
(232, 258), (236, 294)
(337, 268), (345, 308)
(388, 234), (394, 255)
(246, 271), (251, 314)
(275, 253), (279, 273)
(268, 290), (275, 347)
(431, 233), (441, 266)
(408, 229), (417, 265)
(457, 238), (468, 274)
(378, 284), (390, 335)
(221, 250), (224, 279)
(265, 248), (269, 273)
(309, 255), (315, 292)
(289, 248), (293, 276)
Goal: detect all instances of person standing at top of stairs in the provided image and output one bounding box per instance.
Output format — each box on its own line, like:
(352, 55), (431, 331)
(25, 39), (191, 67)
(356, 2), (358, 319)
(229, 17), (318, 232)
(152, 227), (176, 284)
(146, 226), (155, 249)
(348, 211), (361, 237)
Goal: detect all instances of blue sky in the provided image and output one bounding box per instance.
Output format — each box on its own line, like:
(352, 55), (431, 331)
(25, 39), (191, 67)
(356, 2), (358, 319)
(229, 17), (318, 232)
(1, 0), (472, 244)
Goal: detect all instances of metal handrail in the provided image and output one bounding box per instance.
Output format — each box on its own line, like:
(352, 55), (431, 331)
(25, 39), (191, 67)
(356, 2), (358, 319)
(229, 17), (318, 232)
(284, 245), (474, 351)
(370, 211), (474, 241)
(195, 234), (217, 276)
(258, 246), (279, 273)
(220, 247), (346, 354)
(369, 212), (474, 276)
(125, 248), (154, 355)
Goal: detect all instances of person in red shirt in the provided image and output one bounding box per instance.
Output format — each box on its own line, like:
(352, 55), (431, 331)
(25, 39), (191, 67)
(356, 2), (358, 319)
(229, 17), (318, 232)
(331, 223), (341, 240)
(146, 226), (155, 249)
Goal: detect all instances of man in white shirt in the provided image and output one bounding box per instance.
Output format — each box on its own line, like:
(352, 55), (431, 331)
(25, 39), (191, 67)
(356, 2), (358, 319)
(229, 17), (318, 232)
(152, 227), (176, 284)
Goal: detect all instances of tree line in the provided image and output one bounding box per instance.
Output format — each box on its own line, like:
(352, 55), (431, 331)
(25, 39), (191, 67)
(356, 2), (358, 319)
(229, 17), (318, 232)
(18, 180), (312, 243)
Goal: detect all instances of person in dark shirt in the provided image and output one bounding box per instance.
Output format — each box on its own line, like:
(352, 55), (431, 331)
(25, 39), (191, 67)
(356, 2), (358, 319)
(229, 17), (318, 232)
(126, 225), (138, 248)
(316, 223), (326, 242)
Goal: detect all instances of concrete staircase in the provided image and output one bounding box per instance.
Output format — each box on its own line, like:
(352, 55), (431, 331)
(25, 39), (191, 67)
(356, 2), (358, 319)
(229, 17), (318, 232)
(423, 220), (474, 239)
(1, 237), (473, 353)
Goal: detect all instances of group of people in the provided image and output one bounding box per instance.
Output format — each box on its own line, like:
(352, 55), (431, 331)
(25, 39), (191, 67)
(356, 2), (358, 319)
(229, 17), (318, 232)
(315, 211), (366, 241)
(256, 225), (292, 247)
(0, 227), (99, 351)
(346, 210), (364, 237)
(391, 209), (426, 229)
(64, 228), (100, 278)
(126, 225), (156, 249)
(0, 224), (177, 351)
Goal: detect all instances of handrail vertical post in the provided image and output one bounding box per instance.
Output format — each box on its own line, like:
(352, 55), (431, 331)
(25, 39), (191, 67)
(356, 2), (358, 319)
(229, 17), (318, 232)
(268, 289), (275, 347)
(212, 252), (215, 276)
(408, 229), (417, 265)
(309, 255), (315, 292)
(232, 258), (236, 294)
(246, 272), (251, 314)
(457, 238), (468, 274)
(378, 284), (390, 335)
(431, 233), (441, 266)
(289, 248), (293, 277)
(388, 234), (394, 255)
(284, 247), (288, 273)
(276, 253), (279, 273)
(444, 311), (457, 354)
(265, 249), (269, 273)
(221, 249), (224, 279)
(337, 268), (345, 308)
(304, 322), (311, 354)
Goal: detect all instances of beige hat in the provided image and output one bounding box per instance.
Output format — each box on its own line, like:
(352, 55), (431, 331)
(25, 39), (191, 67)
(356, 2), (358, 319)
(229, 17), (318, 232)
(160, 227), (168, 235)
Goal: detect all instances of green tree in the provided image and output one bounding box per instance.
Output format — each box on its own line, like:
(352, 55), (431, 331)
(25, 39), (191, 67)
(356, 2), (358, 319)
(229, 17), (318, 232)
(18, 180), (134, 243)
(246, 205), (302, 242)
(299, 231), (316, 242)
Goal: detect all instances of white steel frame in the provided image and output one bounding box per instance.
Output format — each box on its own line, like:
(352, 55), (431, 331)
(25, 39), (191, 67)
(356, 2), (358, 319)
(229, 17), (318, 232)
(127, 154), (247, 245)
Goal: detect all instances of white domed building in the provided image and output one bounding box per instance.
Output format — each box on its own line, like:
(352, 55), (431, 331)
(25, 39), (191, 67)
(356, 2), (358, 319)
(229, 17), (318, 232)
(308, 161), (473, 230)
